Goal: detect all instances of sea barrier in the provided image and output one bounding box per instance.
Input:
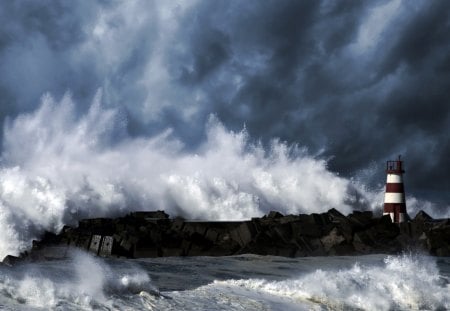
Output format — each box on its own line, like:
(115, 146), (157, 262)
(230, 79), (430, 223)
(3, 209), (449, 265)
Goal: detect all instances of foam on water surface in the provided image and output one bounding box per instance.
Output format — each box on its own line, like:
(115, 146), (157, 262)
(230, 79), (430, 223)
(211, 254), (450, 310)
(0, 252), (448, 310)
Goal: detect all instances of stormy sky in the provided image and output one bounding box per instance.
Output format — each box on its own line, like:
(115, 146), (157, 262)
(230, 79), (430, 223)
(0, 0), (449, 206)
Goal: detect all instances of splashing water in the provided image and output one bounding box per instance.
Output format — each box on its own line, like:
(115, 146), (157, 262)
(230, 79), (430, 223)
(0, 252), (447, 310)
(0, 92), (445, 260)
(0, 93), (382, 259)
(211, 254), (450, 310)
(0, 251), (154, 310)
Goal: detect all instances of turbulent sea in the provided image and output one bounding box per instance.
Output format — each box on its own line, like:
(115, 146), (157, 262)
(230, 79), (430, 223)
(0, 252), (448, 311)
(1, 96), (449, 309)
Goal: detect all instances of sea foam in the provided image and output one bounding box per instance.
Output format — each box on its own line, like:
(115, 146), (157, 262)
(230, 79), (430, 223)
(0, 251), (153, 310)
(212, 254), (450, 310)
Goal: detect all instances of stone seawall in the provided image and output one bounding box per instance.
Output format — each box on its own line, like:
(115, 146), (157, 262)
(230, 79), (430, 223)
(3, 209), (450, 265)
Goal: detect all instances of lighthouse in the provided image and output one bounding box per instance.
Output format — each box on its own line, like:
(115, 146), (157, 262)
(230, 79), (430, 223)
(383, 155), (407, 223)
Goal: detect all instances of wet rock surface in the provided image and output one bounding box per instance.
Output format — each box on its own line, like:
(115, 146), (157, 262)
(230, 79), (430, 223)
(4, 209), (450, 264)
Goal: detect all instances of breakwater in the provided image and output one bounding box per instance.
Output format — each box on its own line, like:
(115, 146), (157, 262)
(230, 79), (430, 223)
(3, 209), (449, 265)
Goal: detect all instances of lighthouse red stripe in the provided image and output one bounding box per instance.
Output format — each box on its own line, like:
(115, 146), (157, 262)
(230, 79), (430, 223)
(384, 203), (395, 213)
(383, 203), (407, 213)
(385, 183), (404, 193)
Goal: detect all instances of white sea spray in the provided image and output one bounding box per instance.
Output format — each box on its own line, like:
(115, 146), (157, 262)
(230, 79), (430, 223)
(0, 93), (380, 259)
(212, 254), (450, 310)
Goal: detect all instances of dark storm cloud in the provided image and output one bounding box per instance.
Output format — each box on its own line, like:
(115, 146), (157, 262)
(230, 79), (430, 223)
(0, 0), (448, 204)
(168, 0), (450, 203)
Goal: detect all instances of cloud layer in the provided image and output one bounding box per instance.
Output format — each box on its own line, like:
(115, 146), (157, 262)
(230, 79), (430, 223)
(0, 0), (448, 254)
(0, 1), (448, 205)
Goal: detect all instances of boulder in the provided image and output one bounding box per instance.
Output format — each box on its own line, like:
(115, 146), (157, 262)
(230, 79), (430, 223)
(183, 222), (208, 237)
(278, 215), (300, 224)
(229, 222), (257, 247)
(205, 228), (219, 243)
(171, 218), (185, 232)
(353, 231), (375, 253)
(328, 243), (355, 256)
(8, 208), (450, 261)
(325, 208), (348, 223)
(267, 211), (284, 219)
(348, 211), (374, 228)
(320, 227), (346, 252)
(307, 238), (326, 256)
(425, 223), (450, 254)
(414, 210), (433, 222)
(130, 210), (169, 219)
(272, 223), (293, 243)
(291, 221), (322, 238)
(2, 255), (21, 266)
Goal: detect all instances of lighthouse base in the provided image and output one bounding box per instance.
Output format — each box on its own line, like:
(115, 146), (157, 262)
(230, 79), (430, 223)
(383, 212), (406, 223)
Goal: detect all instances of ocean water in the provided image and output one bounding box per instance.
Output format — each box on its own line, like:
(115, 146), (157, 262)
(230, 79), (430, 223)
(0, 252), (448, 310)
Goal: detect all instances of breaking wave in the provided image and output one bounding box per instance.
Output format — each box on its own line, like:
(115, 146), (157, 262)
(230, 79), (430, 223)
(0, 93), (380, 259)
(211, 254), (450, 310)
(3, 91), (446, 259)
(0, 251), (155, 310)
(0, 252), (448, 310)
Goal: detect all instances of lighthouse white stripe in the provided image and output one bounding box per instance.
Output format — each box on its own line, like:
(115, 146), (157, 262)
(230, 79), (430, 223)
(386, 174), (403, 183)
(384, 192), (404, 203)
(398, 213), (405, 223)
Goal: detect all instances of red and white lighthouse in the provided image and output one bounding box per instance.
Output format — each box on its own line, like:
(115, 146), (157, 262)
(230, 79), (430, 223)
(383, 155), (407, 223)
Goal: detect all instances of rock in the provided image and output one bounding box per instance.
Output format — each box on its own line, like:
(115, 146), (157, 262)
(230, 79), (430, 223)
(130, 211), (169, 219)
(320, 227), (346, 252)
(8, 209), (449, 262)
(329, 243), (355, 256)
(267, 211), (284, 219)
(277, 248), (296, 257)
(425, 223), (450, 254)
(272, 223), (293, 243)
(353, 231), (375, 253)
(229, 222), (256, 247)
(2, 255), (21, 266)
(278, 215), (300, 224)
(183, 222), (208, 237)
(205, 228), (219, 243)
(398, 222), (411, 237)
(171, 218), (185, 232)
(414, 210), (433, 222)
(291, 221), (322, 238)
(325, 208), (347, 223)
(348, 211), (374, 228)
(307, 238), (326, 256)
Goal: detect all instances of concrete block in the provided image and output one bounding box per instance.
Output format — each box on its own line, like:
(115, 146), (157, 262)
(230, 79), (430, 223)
(99, 236), (113, 257)
(273, 223), (292, 243)
(171, 218), (185, 232)
(205, 228), (219, 242)
(89, 235), (102, 255)
(320, 227), (345, 252)
(267, 211), (283, 218)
